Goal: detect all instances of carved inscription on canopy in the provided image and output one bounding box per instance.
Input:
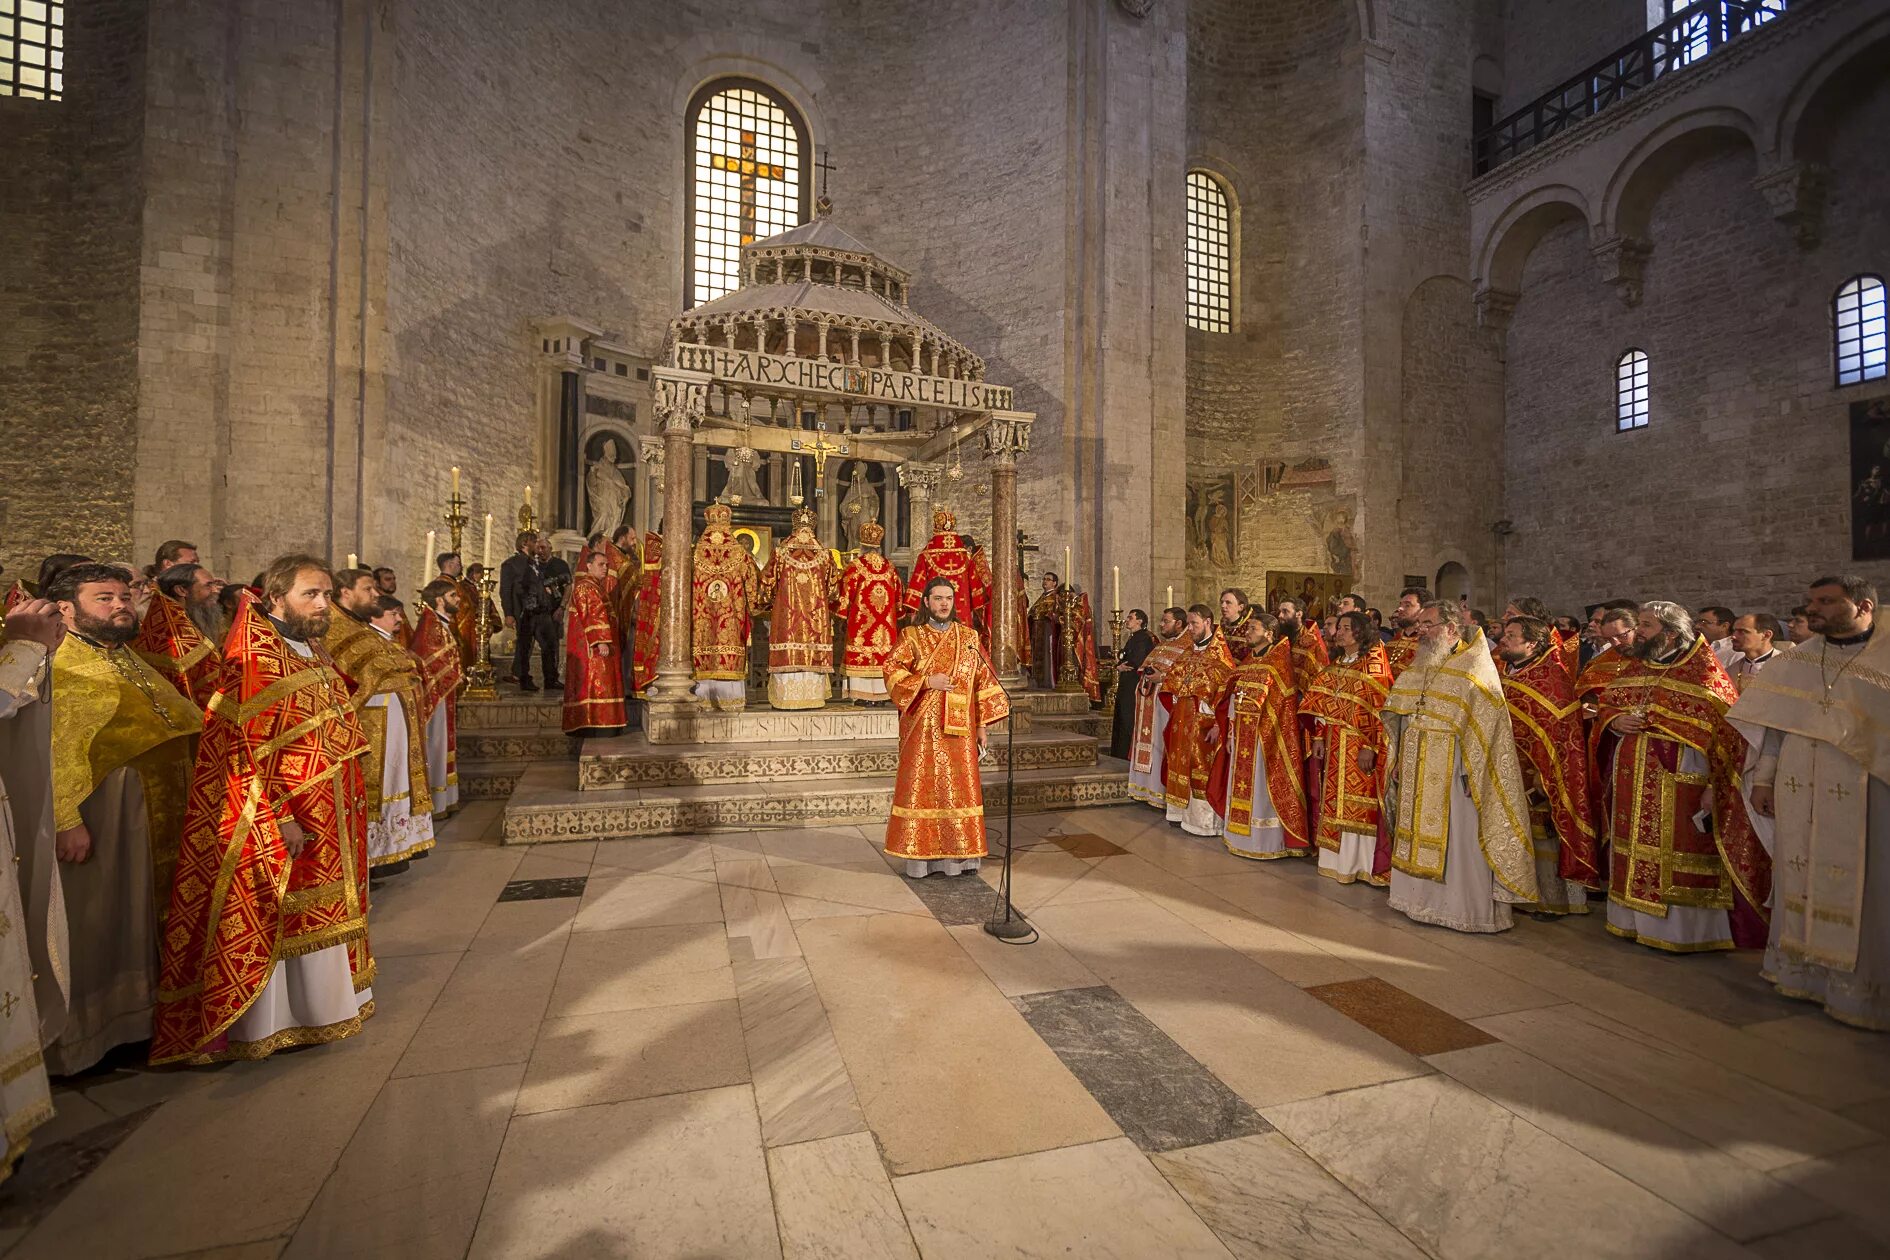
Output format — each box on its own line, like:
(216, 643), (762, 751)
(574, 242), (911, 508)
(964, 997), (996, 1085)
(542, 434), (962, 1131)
(674, 344), (1014, 412)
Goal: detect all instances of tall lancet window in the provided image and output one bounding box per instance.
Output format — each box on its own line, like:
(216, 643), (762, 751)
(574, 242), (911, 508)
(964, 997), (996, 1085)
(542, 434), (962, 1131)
(685, 79), (810, 308)
(1, 0), (63, 100)
(1185, 170), (1234, 333)
(1835, 275), (1887, 387)
(1616, 349), (1650, 431)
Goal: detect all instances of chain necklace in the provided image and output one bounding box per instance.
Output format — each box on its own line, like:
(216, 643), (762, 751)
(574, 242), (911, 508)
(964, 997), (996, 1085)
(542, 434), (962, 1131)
(1817, 638), (1864, 713)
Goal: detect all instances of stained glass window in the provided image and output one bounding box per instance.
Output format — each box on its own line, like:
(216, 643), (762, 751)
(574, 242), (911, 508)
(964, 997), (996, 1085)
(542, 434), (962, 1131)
(685, 80), (809, 308)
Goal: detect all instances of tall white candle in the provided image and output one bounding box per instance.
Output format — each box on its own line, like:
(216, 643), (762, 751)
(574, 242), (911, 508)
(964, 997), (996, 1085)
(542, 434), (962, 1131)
(1113, 565), (1120, 612)
(482, 514), (493, 570)
(1166, 584), (1174, 610)
(346, 553), (357, 571)
(424, 529), (436, 579)
(524, 484), (532, 508)
(450, 466), (461, 497)
(1063, 545), (1071, 586)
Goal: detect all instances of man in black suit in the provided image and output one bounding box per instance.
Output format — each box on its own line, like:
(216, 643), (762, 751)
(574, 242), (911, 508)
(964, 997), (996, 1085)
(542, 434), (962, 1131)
(499, 530), (561, 691)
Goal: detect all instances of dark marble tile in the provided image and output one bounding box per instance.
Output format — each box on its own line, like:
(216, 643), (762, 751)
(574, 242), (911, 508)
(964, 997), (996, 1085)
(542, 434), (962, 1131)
(902, 869), (1007, 927)
(1044, 832), (1126, 859)
(1015, 986), (1269, 1154)
(1304, 977), (1499, 1057)
(0, 1104), (157, 1228)
(498, 876), (589, 903)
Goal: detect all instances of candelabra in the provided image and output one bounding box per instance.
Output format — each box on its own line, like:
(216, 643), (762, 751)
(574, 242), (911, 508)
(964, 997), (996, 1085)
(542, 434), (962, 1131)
(463, 569), (500, 701)
(444, 491), (469, 556)
(1055, 583), (1085, 694)
(1100, 608), (1126, 718)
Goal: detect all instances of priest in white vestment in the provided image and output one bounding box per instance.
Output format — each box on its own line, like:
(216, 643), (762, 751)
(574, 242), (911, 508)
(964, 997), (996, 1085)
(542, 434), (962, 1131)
(1380, 601), (1538, 932)
(1733, 575), (1890, 1030)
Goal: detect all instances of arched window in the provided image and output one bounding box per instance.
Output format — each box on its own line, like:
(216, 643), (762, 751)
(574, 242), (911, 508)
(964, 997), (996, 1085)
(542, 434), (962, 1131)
(1185, 171), (1234, 333)
(1, 0), (64, 100)
(1616, 349), (1649, 431)
(1835, 275), (1887, 387)
(685, 79), (809, 308)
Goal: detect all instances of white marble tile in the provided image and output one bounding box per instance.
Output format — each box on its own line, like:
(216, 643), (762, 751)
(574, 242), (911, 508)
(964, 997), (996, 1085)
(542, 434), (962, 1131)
(946, 922), (1102, 996)
(515, 1001), (750, 1114)
(547, 922), (734, 1017)
(1267, 1073), (1755, 1260)
(893, 1137), (1234, 1258)
(768, 1131), (918, 1259)
(721, 875), (802, 961)
(469, 1085), (780, 1259)
(1152, 1132), (1427, 1259)
(771, 859), (931, 918)
(571, 870), (725, 931)
(588, 835), (720, 876)
(733, 957), (866, 1148)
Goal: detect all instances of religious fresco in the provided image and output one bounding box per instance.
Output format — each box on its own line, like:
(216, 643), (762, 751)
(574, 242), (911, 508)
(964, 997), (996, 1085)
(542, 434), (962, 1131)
(1849, 398), (1890, 561)
(1185, 471), (1237, 570)
(1263, 570), (1348, 622)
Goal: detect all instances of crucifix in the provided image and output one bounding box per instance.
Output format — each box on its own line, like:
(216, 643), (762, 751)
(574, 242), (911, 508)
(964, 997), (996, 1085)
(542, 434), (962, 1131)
(711, 130), (788, 245)
(791, 423), (849, 498)
(814, 144), (837, 213)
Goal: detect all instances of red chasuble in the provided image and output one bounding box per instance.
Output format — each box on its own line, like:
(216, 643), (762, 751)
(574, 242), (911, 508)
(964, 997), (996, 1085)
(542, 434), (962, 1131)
(1287, 624), (1329, 699)
(1158, 632), (1237, 809)
(412, 606), (463, 798)
(133, 590), (221, 710)
(882, 623), (1010, 862)
(837, 551), (902, 677)
(1300, 646), (1394, 876)
(1384, 635), (1417, 682)
(563, 573), (626, 734)
(1501, 643), (1600, 884)
(758, 528), (837, 673)
(632, 532), (662, 694)
(151, 601), (373, 1064)
(692, 521), (759, 681)
(1209, 637), (1311, 852)
(903, 532), (988, 632)
(1590, 639), (1769, 940)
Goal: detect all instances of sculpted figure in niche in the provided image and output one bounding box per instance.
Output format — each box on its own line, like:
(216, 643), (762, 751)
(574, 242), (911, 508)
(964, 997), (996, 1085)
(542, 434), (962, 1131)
(721, 445), (764, 505)
(838, 462), (881, 551)
(586, 438), (632, 536)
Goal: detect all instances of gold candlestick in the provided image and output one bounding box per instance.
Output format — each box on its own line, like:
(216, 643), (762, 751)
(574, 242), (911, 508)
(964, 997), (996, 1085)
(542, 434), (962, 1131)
(444, 491), (469, 557)
(1100, 607), (1126, 718)
(462, 569), (500, 701)
(1056, 581), (1085, 695)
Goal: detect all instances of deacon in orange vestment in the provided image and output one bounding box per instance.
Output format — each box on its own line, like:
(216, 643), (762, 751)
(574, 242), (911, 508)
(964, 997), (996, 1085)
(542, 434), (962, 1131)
(1302, 612), (1394, 885)
(133, 590), (220, 711)
(632, 531), (663, 696)
(1495, 616), (1600, 914)
(1208, 615), (1311, 859)
(1158, 606), (1238, 836)
(563, 549), (626, 735)
(152, 558), (375, 1064)
(692, 505), (760, 711)
(836, 522), (901, 703)
(883, 578), (1009, 875)
(411, 580), (464, 816)
(903, 506), (987, 635)
(757, 506), (837, 710)
(1591, 604), (1769, 953)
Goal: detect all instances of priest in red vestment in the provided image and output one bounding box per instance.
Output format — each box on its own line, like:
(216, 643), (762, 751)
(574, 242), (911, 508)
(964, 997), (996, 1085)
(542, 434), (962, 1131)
(757, 506), (837, 710)
(836, 522), (901, 703)
(1590, 602), (1769, 952)
(151, 557), (374, 1064)
(1302, 611), (1394, 885)
(1496, 616), (1600, 914)
(883, 578), (1010, 877)
(412, 579), (464, 817)
(1219, 589), (1256, 663)
(563, 548), (626, 735)
(632, 530), (663, 696)
(1158, 605), (1238, 836)
(903, 506), (987, 636)
(133, 589), (220, 711)
(1209, 614), (1311, 859)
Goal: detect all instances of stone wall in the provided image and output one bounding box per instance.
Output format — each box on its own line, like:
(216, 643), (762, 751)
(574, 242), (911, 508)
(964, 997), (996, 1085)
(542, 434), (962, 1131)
(1502, 70), (1890, 614)
(1497, 0), (1647, 113)
(0, 0), (147, 578)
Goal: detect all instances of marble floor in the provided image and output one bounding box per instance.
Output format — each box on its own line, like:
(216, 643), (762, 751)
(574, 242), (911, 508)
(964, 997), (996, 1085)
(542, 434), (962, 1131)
(4, 802), (1888, 1259)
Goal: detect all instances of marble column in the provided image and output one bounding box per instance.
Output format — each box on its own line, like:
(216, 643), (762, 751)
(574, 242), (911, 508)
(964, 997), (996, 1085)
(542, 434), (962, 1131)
(899, 461), (942, 553)
(648, 367), (710, 705)
(984, 411), (1034, 689)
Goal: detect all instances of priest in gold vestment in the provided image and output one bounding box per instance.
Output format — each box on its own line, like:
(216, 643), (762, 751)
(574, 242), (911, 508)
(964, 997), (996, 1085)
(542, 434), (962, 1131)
(691, 505), (760, 711)
(757, 506), (837, 710)
(47, 564), (202, 1073)
(153, 558), (375, 1064)
(325, 576), (434, 871)
(1380, 602), (1538, 932)
(1734, 575), (1888, 1028)
(883, 578), (1009, 877)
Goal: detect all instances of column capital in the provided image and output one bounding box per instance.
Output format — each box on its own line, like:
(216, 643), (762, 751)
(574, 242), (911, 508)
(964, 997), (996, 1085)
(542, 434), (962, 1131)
(982, 410), (1035, 466)
(1752, 161), (1827, 250)
(898, 461), (944, 497)
(638, 435), (666, 493)
(1473, 286), (1520, 334)
(1589, 234), (1653, 309)
(650, 367), (713, 434)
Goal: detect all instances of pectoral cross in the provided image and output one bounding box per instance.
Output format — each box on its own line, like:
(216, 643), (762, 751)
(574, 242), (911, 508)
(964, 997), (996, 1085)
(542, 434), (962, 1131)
(0, 992), (16, 1019)
(710, 131), (788, 245)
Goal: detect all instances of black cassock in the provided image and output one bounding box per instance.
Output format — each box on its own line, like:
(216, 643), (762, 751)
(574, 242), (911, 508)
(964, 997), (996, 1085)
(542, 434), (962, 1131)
(1108, 627), (1156, 759)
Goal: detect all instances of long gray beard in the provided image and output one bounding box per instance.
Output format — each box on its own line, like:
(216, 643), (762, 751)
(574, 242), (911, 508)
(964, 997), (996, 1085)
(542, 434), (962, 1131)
(1414, 637), (1451, 671)
(187, 599), (221, 640)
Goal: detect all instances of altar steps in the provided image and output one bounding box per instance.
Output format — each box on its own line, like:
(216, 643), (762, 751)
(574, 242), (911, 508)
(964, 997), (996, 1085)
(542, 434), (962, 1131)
(578, 729), (1097, 790)
(500, 759), (1130, 843)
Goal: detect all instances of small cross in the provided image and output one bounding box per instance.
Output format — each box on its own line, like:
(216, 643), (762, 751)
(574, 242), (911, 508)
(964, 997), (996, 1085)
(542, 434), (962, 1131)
(710, 131), (789, 245)
(1831, 783), (1850, 802)
(1819, 695), (1837, 712)
(1783, 776), (1802, 794)
(1789, 853), (1809, 872)
(814, 145), (837, 200)
(0, 992), (17, 1019)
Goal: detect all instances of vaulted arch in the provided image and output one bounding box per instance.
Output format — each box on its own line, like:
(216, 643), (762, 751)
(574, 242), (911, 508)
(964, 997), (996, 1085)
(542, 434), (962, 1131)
(1475, 185), (1592, 297)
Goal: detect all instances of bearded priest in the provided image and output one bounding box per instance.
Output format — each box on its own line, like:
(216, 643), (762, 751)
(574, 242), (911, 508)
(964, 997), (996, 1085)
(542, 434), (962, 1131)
(758, 506), (837, 710)
(691, 505), (760, 711)
(836, 521), (901, 703)
(1127, 607), (1188, 808)
(883, 578), (1010, 877)
(1302, 610), (1394, 885)
(562, 548), (626, 736)
(1209, 613), (1311, 859)
(325, 572), (434, 873)
(132, 579), (220, 712)
(412, 578), (464, 816)
(1158, 604), (1238, 836)
(1495, 615), (1599, 915)
(152, 557), (374, 1064)
(45, 564), (202, 1074)
(1734, 575), (1888, 1029)
(1591, 601), (1768, 953)
(1381, 601), (1538, 932)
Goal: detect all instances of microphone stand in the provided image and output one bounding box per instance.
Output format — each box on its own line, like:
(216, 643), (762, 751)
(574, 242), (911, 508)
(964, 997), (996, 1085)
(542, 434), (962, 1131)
(984, 704), (1032, 941)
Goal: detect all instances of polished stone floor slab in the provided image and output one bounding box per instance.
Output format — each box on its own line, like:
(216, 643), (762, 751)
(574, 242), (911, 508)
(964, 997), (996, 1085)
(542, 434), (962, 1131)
(496, 875), (589, 902)
(905, 868), (1008, 926)
(733, 957), (867, 1148)
(768, 1132), (919, 1259)
(1015, 985), (1268, 1154)
(1306, 976), (1500, 1056)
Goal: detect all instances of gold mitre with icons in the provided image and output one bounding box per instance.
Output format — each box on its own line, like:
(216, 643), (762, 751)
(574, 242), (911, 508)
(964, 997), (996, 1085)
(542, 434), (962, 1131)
(858, 521), (885, 547)
(704, 503), (734, 530)
(791, 504), (817, 532)
(932, 505), (957, 533)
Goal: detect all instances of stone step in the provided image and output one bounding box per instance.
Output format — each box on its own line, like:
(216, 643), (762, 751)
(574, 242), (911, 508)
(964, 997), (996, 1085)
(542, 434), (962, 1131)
(459, 696), (566, 731)
(500, 760), (1128, 843)
(459, 760), (527, 802)
(461, 726), (580, 761)
(1014, 689), (1096, 716)
(1033, 712), (1113, 741)
(577, 729), (1097, 790)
